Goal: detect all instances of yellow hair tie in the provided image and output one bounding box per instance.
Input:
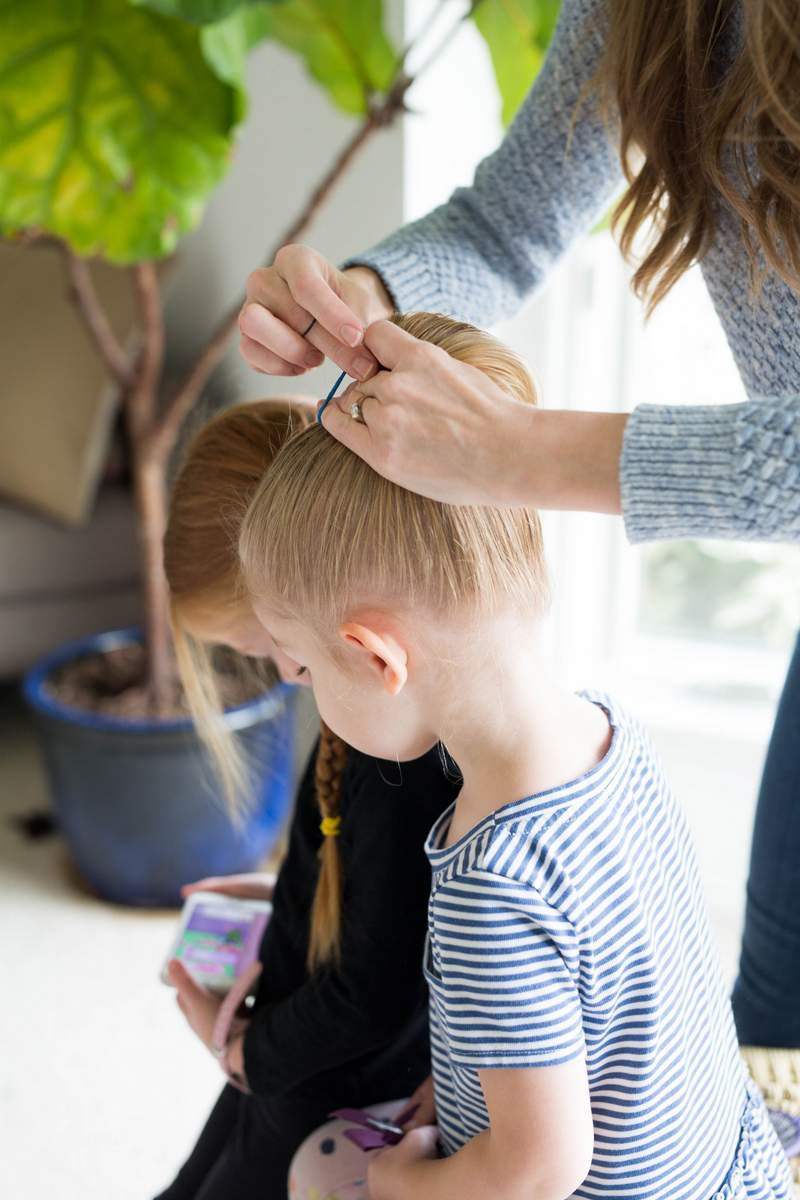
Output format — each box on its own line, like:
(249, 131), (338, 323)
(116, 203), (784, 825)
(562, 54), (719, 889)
(320, 815), (341, 838)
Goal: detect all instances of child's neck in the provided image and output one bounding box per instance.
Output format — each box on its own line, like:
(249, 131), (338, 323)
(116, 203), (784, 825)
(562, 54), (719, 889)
(431, 622), (611, 847)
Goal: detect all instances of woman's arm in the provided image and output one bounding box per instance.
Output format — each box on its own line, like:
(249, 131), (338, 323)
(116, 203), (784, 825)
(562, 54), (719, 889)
(621, 395), (800, 542)
(324, 322), (800, 543)
(345, 0), (622, 327)
(238, 0), (621, 380)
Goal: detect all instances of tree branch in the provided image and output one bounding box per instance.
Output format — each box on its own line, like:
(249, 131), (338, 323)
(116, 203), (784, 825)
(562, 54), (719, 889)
(151, 0), (477, 457)
(151, 105), (395, 457)
(64, 248), (135, 389)
(128, 262), (165, 440)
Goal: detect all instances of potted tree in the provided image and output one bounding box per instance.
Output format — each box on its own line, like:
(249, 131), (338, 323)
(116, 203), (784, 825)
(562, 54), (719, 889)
(1, 0), (555, 905)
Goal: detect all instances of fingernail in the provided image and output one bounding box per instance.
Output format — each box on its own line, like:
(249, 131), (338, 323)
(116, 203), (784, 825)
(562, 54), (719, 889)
(304, 351), (322, 368)
(341, 324), (363, 348)
(353, 355), (372, 379)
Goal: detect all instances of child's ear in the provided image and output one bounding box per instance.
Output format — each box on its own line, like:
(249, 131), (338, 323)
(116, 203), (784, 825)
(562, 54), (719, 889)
(339, 622), (408, 696)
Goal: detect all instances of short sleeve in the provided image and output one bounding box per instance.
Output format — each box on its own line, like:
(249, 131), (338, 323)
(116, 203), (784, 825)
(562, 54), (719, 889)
(429, 871), (585, 1069)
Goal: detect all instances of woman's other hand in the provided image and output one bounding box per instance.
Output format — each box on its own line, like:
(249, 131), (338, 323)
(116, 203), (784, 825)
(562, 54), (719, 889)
(322, 319), (626, 514)
(239, 246), (393, 381)
(181, 873), (276, 902)
(320, 319), (540, 507)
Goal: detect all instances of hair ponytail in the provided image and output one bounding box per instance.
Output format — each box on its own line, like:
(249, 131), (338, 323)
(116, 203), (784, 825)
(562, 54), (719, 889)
(307, 721), (348, 971)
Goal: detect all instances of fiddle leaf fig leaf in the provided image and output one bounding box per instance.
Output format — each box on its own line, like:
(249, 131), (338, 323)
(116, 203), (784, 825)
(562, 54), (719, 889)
(132, 0), (277, 23)
(0, 0), (247, 262)
(260, 0), (398, 116)
(472, 0), (561, 126)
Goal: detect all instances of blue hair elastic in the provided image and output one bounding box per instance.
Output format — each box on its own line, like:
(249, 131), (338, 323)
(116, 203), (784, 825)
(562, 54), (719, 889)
(317, 369), (348, 425)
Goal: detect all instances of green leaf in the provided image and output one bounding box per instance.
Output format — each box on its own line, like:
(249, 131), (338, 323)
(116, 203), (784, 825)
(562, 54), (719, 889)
(260, 0), (398, 116)
(201, 3), (271, 97)
(132, 0), (279, 26)
(473, 0), (561, 126)
(0, 0), (247, 262)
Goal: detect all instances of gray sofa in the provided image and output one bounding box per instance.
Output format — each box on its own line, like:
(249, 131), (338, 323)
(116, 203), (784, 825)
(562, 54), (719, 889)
(0, 485), (141, 679)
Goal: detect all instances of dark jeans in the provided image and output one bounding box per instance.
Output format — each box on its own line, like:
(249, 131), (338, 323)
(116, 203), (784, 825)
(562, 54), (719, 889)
(152, 1084), (321, 1200)
(153, 1050), (427, 1200)
(732, 633), (800, 1048)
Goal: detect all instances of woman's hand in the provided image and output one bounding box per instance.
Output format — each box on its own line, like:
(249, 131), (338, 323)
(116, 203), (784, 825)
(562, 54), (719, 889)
(168, 959), (223, 1051)
(320, 319), (540, 507)
(181, 873), (276, 902)
(367, 1127), (440, 1200)
(321, 319), (627, 514)
(239, 246), (393, 381)
(402, 1075), (437, 1129)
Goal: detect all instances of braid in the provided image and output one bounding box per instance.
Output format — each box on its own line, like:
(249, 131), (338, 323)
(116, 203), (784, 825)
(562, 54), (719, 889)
(307, 719), (347, 971)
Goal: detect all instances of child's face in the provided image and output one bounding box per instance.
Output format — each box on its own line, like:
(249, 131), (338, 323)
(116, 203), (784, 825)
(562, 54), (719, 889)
(190, 606), (311, 688)
(251, 603), (438, 762)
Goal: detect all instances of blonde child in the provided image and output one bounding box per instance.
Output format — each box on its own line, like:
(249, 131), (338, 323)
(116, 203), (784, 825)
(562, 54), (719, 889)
(154, 399), (459, 1199)
(238, 314), (793, 1200)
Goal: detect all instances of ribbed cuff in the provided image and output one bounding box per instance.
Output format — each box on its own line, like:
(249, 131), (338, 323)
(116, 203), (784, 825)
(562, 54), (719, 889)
(620, 403), (745, 543)
(343, 242), (444, 315)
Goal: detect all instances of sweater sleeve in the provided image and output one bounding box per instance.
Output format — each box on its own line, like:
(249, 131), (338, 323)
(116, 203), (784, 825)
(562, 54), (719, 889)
(242, 751), (452, 1099)
(621, 395), (800, 543)
(345, 0), (622, 326)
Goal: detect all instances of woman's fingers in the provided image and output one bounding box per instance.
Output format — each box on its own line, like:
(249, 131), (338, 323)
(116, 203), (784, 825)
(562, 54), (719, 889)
(240, 304), (323, 370)
(240, 248), (390, 381)
(239, 333), (307, 377)
(362, 319), (424, 370)
(274, 245), (364, 347)
(319, 398), (377, 460)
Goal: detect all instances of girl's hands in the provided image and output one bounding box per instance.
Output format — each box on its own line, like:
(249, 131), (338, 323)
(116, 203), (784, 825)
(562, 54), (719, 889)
(367, 1127), (440, 1200)
(239, 246), (393, 381)
(168, 959), (223, 1050)
(181, 872), (276, 902)
(402, 1075), (437, 1129)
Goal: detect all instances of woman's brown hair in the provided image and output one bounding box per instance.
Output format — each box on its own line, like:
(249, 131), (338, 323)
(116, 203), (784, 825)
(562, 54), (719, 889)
(164, 398), (349, 971)
(599, 0), (800, 311)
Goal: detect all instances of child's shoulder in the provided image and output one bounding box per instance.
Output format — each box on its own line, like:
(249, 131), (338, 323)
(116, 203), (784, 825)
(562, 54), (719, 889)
(441, 691), (670, 893)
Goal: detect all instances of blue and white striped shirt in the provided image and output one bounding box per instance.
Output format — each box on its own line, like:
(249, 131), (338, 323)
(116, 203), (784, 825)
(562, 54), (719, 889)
(424, 694), (791, 1199)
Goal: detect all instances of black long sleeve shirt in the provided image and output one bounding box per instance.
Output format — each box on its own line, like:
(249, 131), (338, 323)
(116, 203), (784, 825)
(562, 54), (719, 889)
(242, 742), (460, 1100)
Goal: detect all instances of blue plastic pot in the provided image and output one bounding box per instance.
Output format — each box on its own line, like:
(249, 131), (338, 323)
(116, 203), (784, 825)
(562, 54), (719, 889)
(23, 628), (296, 907)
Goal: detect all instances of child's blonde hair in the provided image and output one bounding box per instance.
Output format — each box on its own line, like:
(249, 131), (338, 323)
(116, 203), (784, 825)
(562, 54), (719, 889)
(239, 313), (548, 647)
(164, 399), (350, 971)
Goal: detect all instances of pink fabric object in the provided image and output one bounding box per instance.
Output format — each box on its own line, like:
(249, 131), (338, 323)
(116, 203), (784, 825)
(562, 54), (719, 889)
(210, 960), (262, 1093)
(330, 1103), (420, 1150)
(288, 1100), (410, 1200)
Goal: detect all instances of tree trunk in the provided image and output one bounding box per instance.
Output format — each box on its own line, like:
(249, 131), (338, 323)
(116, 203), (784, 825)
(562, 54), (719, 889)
(130, 444), (172, 716)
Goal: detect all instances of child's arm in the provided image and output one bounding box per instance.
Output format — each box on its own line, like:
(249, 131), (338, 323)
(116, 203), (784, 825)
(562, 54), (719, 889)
(368, 1058), (593, 1200)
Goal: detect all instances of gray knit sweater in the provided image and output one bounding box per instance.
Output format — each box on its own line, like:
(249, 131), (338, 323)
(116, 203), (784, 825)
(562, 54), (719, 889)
(349, 0), (800, 543)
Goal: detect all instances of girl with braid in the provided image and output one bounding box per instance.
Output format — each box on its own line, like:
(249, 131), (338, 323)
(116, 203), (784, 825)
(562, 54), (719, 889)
(153, 399), (458, 1199)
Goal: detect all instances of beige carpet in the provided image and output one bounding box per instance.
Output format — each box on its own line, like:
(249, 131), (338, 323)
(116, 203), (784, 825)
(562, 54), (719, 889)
(1, 691), (222, 1200)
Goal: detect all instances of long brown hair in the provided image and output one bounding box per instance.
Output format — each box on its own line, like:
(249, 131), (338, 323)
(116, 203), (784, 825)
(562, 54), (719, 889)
(600, 0), (800, 310)
(164, 399), (350, 970)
